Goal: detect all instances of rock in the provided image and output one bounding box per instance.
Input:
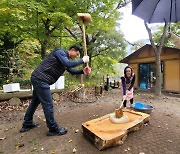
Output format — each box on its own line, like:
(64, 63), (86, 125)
(9, 97), (21, 106)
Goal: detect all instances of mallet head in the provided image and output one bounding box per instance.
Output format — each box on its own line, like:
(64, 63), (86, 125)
(77, 13), (91, 24)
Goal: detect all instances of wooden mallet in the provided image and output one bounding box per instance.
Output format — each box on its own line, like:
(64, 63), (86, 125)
(77, 13), (91, 74)
(115, 96), (126, 118)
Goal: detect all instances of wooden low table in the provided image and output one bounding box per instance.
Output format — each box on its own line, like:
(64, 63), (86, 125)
(82, 109), (150, 150)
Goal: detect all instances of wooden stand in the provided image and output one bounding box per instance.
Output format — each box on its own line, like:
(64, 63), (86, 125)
(82, 109), (150, 150)
(74, 87), (86, 99)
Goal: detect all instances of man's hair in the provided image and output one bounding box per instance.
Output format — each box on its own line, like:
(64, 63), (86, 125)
(69, 45), (82, 54)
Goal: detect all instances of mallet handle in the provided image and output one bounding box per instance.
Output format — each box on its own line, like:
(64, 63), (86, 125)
(82, 23), (88, 67)
(120, 96), (126, 109)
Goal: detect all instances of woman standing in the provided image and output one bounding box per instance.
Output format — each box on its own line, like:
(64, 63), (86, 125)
(121, 66), (136, 108)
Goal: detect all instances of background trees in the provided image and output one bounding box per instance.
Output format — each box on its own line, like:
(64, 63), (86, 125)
(0, 0), (127, 87)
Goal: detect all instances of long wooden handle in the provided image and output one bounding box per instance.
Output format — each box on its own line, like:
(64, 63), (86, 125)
(82, 23), (88, 67)
(119, 97), (126, 109)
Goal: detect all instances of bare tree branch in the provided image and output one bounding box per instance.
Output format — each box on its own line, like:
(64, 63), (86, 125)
(124, 39), (142, 47)
(144, 21), (156, 49)
(116, 0), (131, 9)
(159, 22), (168, 48)
(65, 27), (78, 40)
(92, 47), (110, 57)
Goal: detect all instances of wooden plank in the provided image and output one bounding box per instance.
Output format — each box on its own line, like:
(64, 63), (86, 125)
(82, 109), (150, 150)
(0, 89), (63, 101)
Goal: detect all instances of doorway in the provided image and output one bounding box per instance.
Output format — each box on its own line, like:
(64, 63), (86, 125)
(139, 62), (164, 89)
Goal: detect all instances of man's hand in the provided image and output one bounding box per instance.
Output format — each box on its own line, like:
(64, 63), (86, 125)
(83, 66), (91, 75)
(166, 32), (171, 38)
(82, 56), (89, 63)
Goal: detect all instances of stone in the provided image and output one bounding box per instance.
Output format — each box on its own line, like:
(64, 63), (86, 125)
(9, 97), (21, 106)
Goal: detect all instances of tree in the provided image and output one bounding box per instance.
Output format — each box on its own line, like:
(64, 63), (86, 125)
(144, 22), (168, 96)
(14, 0), (73, 58)
(145, 22), (180, 96)
(0, 0), (28, 83)
(0, 0), (128, 86)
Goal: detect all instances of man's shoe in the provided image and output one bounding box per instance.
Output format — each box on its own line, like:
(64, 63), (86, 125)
(20, 123), (39, 133)
(47, 127), (68, 136)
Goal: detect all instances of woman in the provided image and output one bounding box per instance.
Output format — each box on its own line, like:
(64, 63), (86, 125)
(121, 66), (136, 108)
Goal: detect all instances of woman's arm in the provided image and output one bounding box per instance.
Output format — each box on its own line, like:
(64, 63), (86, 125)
(121, 77), (126, 95)
(128, 74), (136, 91)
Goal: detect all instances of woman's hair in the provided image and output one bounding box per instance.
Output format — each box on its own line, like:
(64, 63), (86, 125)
(124, 66), (133, 84)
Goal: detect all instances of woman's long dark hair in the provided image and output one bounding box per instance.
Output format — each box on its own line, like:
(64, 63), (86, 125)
(124, 66), (133, 84)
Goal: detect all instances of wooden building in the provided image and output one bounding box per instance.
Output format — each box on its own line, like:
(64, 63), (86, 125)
(120, 44), (180, 93)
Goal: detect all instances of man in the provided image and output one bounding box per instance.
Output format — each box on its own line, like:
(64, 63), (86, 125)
(20, 45), (90, 136)
(167, 32), (180, 49)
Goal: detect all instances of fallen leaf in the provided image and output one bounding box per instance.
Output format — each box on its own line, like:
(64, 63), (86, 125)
(4, 128), (9, 131)
(69, 139), (73, 143)
(15, 143), (25, 148)
(0, 137), (6, 140)
(75, 129), (79, 133)
(168, 140), (172, 143)
(73, 148), (77, 153)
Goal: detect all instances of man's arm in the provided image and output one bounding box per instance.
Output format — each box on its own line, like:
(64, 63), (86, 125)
(53, 49), (84, 68)
(67, 68), (84, 75)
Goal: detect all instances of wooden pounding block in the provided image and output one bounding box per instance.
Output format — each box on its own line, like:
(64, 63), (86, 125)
(82, 109), (150, 150)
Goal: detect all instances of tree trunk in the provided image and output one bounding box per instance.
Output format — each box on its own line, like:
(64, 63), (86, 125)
(41, 43), (47, 59)
(154, 50), (161, 96)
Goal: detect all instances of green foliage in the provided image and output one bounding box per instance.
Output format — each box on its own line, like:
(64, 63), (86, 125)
(13, 78), (31, 89)
(0, 0), (127, 87)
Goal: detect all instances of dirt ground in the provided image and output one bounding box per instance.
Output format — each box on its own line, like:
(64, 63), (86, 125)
(0, 88), (180, 154)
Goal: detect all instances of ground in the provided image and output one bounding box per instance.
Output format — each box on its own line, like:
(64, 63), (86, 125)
(0, 89), (180, 154)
